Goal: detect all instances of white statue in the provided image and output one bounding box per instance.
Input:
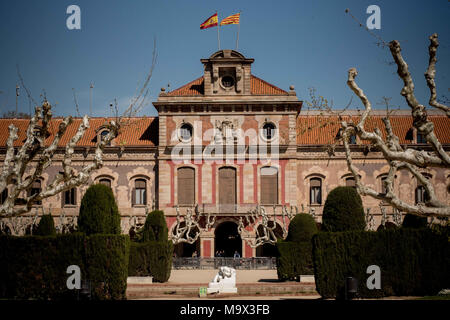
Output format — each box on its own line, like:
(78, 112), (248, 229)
(207, 266), (238, 294)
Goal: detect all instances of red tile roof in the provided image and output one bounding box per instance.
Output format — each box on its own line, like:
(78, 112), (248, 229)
(166, 75), (288, 96)
(0, 117), (158, 148)
(297, 115), (450, 145)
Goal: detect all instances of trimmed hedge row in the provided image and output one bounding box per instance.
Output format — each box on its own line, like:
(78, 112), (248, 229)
(85, 234), (130, 300)
(312, 228), (450, 299)
(276, 241), (314, 280)
(128, 241), (173, 282)
(0, 234), (129, 300)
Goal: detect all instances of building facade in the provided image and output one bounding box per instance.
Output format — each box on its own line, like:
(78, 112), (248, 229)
(1, 50), (449, 258)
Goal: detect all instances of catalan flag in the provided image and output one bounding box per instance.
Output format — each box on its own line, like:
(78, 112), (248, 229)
(220, 13), (240, 26)
(200, 13), (218, 29)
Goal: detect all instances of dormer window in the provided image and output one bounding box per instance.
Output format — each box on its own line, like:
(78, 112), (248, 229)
(99, 129), (111, 146)
(417, 132), (426, 144)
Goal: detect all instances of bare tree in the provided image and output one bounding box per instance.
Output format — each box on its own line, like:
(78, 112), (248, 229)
(341, 33), (449, 218)
(238, 205), (299, 248)
(0, 44), (157, 218)
(171, 205), (215, 244)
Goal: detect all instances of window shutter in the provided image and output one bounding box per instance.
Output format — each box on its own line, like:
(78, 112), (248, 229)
(178, 168), (195, 205)
(132, 188), (136, 205)
(260, 167), (278, 204)
(143, 189), (147, 205)
(73, 188), (77, 205)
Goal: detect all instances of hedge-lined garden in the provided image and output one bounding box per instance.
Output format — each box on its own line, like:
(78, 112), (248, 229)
(0, 184), (173, 300)
(312, 228), (450, 299)
(276, 185), (450, 299)
(0, 233), (130, 300)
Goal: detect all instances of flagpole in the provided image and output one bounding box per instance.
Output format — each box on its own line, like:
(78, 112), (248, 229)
(217, 11), (220, 50)
(236, 15), (240, 51)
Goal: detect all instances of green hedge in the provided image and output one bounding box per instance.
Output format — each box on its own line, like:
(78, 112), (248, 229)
(322, 186), (366, 232)
(128, 241), (173, 282)
(0, 234), (129, 300)
(34, 214), (56, 236)
(286, 213), (318, 242)
(0, 234), (85, 299)
(276, 241), (314, 281)
(312, 229), (450, 299)
(141, 210), (169, 242)
(78, 184), (121, 235)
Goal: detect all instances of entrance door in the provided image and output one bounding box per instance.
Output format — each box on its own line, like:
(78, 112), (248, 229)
(215, 221), (242, 257)
(219, 167), (236, 213)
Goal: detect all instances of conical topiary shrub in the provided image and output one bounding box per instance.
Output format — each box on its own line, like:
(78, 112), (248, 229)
(141, 210), (168, 242)
(78, 184), (121, 235)
(322, 186), (366, 232)
(286, 213), (318, 242)
(34, 213), (56, 236)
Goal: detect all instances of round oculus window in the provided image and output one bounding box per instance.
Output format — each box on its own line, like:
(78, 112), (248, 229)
(179, 123), (193, 141)
(262, 122), (276, 140)
(221, 76), (235, 88)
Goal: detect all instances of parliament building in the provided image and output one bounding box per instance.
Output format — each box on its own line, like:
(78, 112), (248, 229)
(1, 50), (449, 258)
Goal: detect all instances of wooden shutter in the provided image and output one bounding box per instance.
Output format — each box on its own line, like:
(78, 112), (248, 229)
(260, 167), (278, 204)
(132, 188), (136, 205)
(346, 177), (356, 187)
(219, 167), (236, 205)
(178, 167), (195, 205)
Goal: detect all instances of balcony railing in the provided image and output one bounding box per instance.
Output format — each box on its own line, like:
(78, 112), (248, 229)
(188, 204), (288, 214)
(172, 257), (277, 270)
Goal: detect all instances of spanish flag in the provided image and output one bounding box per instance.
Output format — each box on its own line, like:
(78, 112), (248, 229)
(220, 13), (240, 25)
(200, 13), (218, 29)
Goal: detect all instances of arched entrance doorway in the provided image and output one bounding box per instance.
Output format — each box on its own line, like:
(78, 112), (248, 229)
(215, 221), (241, 257)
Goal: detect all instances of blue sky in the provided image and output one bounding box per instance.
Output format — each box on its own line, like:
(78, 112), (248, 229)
(0, 0), (448, 117)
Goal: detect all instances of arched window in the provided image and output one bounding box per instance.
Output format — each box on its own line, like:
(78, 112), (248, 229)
(260, 167), (278, 204)
(310, 178), (322, 205)
(132, 179), (147, 206)
(63, 188), (77, 206)
(28, 180), (42, 205)
(99, 178), (112, 188)
(345, 177), (356, 188)
(0, 188), (7, 205)
(177, 167), (195, 205)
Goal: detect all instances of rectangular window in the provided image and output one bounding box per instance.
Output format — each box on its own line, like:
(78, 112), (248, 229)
(310, 178), (322, 205)
(29, 180), (42, 205)
(133, 179), (147, 206)
(64, 188), (76, 206)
